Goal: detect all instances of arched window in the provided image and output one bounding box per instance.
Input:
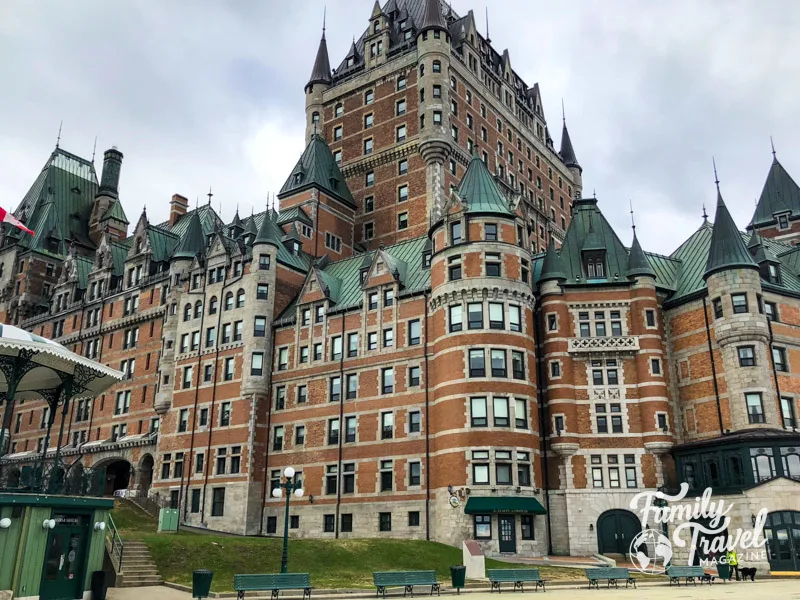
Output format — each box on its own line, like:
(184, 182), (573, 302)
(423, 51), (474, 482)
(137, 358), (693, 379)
(209, 296), (218, 315)
(194, 300), (203, 318)
(312, 111), (320, 124)
(225, 292), (234, 311)
(183, 304), (192, 321)
(236, 289), (246, 308)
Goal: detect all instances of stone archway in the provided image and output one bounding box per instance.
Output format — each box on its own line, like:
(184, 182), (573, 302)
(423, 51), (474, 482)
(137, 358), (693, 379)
(597, 509), (642, 556)
(138, 454), (154, 496)
(93, 458), (132, 496)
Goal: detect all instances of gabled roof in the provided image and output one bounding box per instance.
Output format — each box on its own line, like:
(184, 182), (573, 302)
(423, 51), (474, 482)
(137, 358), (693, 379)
(751, 158), (800, 227)
(456, 155), (514, 217)
(157, 204), (222, 239)
(278, 134), (355, 207)
(704, 189), (757, 279)
(276, 206), (313, 227)
(556, 197), (630, 284)
(10, 148), (99, 253)
(145, 225), (179, 263)
(100, 200), (129, 224)
(110, 240), (131, 276)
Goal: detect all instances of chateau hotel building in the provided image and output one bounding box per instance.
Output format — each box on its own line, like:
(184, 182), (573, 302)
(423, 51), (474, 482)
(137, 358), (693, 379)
(2, 0), (800, 572)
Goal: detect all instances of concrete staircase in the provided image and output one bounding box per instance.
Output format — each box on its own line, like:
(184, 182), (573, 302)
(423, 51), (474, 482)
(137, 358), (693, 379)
(117, 540), (163, 587)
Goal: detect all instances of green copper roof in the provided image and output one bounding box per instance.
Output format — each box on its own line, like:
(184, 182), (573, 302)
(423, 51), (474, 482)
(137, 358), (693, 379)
(278, 134), (355, 207)
(110, 240), (131, 276)
(172, 211), (206, 259)
(145, 225), (179, 263)
(277, 206), (313, 227)
(74, 255), (93, 289)
(751, 158), (800, 227)
(158, 204), (222, 239)
(704, 189), (757, 279)
(281, 223), (302, 243)
(539, 237), (566, 282)
(249, 211), (310, 272)
(557, 198), (630, 284)
(100, 200), (129, 224)
(626, 231), (655, 278)
(11, 148), (99, 253)
(457, 155), (514, 216)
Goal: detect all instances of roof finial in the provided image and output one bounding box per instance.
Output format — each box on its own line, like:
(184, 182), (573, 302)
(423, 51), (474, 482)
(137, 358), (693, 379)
(91, 136), (98, 164)
(702, 204), (708, 222)
(485, 6), (491, 43)
(629, 199), (636, 232)
(561, 98), (566, 124)
(771, 136), (777, 161)
(207, 186), (214, 206)
(592, 188), (596, 199)
(322, 6), (326, 37)
(712, 156), (720, 192)
(56, 120), (63, 149)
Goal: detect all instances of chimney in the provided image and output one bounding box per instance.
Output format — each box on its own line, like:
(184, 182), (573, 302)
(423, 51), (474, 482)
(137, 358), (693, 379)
(170, 194), (189, 226)
(97, 147), (123, 199)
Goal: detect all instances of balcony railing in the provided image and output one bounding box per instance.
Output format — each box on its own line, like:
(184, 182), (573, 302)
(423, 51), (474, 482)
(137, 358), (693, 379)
(0, 459), (106, 497)
(568, 336), (640, 354)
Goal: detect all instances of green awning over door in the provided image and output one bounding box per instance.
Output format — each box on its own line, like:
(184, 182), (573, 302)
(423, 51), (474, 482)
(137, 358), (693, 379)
(463, 496), (547, 515)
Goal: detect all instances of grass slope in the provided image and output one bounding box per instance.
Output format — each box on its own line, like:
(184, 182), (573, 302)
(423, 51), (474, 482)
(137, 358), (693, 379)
(112, 501), (585, 592)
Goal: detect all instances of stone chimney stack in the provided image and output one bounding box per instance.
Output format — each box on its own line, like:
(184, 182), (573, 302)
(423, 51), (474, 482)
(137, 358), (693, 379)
(170, 194), (189, 226)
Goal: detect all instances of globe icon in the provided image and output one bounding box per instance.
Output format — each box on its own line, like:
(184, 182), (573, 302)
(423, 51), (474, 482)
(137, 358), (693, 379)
(629, 529), (673, 574)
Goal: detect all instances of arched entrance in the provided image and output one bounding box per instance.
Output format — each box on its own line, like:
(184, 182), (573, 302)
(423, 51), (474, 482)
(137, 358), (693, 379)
(597, 509), (642, 555)
(138, 454), (154, 496)
(101, 460), (132, 496)
(691, 517), (729, 565)
(765, 511), (800, 572)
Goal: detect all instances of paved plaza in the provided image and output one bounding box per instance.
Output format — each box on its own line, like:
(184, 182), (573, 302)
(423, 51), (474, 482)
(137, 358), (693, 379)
(109, 581), (800, 600)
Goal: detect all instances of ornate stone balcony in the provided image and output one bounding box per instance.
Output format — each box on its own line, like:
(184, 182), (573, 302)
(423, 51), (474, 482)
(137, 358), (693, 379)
(567, 336), (640, 354)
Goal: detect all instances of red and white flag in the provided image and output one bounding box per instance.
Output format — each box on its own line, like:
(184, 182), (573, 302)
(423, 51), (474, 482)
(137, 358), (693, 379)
(0, 206), (33, 235)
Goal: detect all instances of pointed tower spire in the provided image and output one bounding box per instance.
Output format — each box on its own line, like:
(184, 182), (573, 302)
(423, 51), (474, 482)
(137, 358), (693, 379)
(539, 236), (567, 283)
(704, 165), (758, 280)
(254, 208), (275, 246)
(626, 230), (654, 279)
(485, 6), (491, 43)
(306, 14), (332, 90)
(559, 107), (581, 173)
(173, 211), (206, 259)
(55, 121), (63, 149)
(420, 0), (448, 34)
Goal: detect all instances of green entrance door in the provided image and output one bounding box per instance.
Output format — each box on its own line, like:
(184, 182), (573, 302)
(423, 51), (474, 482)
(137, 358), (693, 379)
(39, 514), (90, 600)
(498, 515), (517, 553)
(597, 509), (641, 555)
(765, 511), (800, 572)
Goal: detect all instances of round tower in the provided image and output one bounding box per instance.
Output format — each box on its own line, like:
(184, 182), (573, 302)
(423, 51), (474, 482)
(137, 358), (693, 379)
(416, 0), (453, 219)
(427, 155), (543, 553)
(704, 188), (778, 430)
(305, 25), (332, 141)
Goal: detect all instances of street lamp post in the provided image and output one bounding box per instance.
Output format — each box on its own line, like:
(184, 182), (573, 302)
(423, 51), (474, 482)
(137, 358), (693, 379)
(272, 466), (304, 573)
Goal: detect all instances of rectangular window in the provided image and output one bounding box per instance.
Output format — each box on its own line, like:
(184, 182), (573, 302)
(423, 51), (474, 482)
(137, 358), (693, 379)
(295, 425), (305, 445)
(211, 488), (225, 517)
(471, 397), (487, 427)
(345, 416), (357, 443)
(272, 426), (284, 451)
(490, 349), (507, 377)
(368, 293), (378, 310)
(547, 314), (558, 331)
(258, 254), (271, 271)
(781, 397), (797, 430)
(468, 349), (485, 377)
(485, 253), (501, 277)
(448, 256), (462, 281)
(509, 305), (521, 332)
(408, 319), (421, 345)
(451, 221), (462, 244)
(512, 351), (525, 380)
(493, 397), (509, 427)
(474, 515), (491, 538)
(521, 515), (534, 540)
(368, 332), (378, 351)
(732, 293), (748, 314)
(773, 347), (788, 372)
(364, 138), (373, 155)
(346, 373), (358, 399)
(254, 316), (267, 337)
(449, 305), (463, 332)
(328, 418), (340, 445)
(297, 385), (307, 403)
(651, 358), (661, 375)
(746, 392), (765, 423)
(738, 346), (756, 367)
(220, 402), (231, 426)
(609, 467), (621, 488)
(251, 352), (264, 376)
(340, 513), (353, 532)
(277, 348), (288, 371)
(550, 361), (561, 378)
(396, 125), (406, 142)
(592, 467), (604, 488)
(645, 309), (656, 327)
(330, 376), (341, 402)
(331, 336), (342, 361)
(488, 302), (504, 330)
(324, 514), (335, 533)
(379, 512), (392, 532)
(515, 398), (527, 428)
(765, 301), (777, 321)
(381, 412), (394, 439)
(468, 303), (483, 329)
(713, 298), (723, 319)
(496, 462), (512, 485)
(409, 410), (421, 433)
(409, 462), (421, 486)
(626, 466), (638, 488)
(383, 328), (394, 348)
(313, 343), (323, 360)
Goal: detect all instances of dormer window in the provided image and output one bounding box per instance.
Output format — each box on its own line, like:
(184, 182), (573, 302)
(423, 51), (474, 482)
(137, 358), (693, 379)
(374, 20), (381, 33)
(422, 251), (431, 269)
(778, 214), (790, 230)
(329, 177), (338, 191)
(450, 221), (463, 245)
(764, 262), (781, 285)
(291, 241), (300, 256)
(584, 251), (606, 279)
(293, 172), (303, 185)
(347, 57), (355, 68)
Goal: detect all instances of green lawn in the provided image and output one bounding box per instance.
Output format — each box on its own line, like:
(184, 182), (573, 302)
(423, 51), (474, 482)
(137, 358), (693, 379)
(111, 501), (596, 592)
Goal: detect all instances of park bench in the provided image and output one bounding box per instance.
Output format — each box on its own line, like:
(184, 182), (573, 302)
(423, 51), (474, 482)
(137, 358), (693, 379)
(667, 565), (710, 586)
(234, 573), (312, 600)
(373, 571), (440, 598)
(488, 568), (546, 592)
(585, 567), (636, 589)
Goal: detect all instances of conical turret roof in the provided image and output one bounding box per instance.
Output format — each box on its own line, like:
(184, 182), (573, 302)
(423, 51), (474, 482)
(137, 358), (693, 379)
(306, 31), (332, 90)
(539, 236), (567, 283)
(282, 223), (302, 243)
(704, 188), (758, 279)
(420, 0), (447, 33)
(626, 231), (655, 278)
(254, 212), (276, 246)
(456, 155), (513, 216)
(172, 211), (206, 259)
(560, 121), (580, 172)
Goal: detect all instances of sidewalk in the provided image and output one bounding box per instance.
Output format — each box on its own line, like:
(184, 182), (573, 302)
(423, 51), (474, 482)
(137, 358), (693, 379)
(109, 579), (799, 600)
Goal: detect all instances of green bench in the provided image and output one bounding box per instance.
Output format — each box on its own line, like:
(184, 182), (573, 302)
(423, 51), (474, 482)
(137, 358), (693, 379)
(585, 567), (636, 590)
(373, 571), (440, 598)
(488, 568), (546, 593)
(666, 566), (710, 586)
(234, 573), (312, 600)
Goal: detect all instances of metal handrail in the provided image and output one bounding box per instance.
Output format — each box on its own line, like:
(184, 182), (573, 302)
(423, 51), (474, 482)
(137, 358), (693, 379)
(105, 514), (124, 572)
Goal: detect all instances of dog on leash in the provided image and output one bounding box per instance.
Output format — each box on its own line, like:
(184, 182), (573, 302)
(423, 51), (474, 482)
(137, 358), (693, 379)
(739, 567), (757, 581)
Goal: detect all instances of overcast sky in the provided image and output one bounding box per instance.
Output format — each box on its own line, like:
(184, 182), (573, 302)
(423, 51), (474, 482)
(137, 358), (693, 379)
(1, 0), (798, 255)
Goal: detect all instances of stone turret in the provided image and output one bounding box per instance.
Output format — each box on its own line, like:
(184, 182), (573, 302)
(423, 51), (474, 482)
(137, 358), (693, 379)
(417, 0), (453, 220)
(89, 147), (124, 244)
(704, 185), (778, 430)
(305, 23), (332, 141)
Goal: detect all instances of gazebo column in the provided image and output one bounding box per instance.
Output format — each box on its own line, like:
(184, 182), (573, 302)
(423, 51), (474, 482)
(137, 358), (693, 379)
(0, 349), (36, 456)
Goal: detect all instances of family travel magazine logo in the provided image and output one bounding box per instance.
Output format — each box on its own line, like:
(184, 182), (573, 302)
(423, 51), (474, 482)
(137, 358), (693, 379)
(626, 483), (768, 574)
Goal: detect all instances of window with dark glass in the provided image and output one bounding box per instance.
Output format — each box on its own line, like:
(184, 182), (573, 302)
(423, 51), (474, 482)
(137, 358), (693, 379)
(495, 462), (512, 485)
(368, 332), (377, 351)
(474, 514), (491, 538)
(325, 465), (338, 495)
(584, 251), (605, 278)
(485, 223), (498, 241)
(521, 515), (534, 540)
(448, 256), (462, 281)
(547, 314), (558, 331)
(732, 293), (748, 314)
(485, 253), (501, 277)
(738, 346), (756, 367)
(713, 298), (723, 319)
(469, 349), (485, 377)
(491, 349), (507, 377)
(408, 319), (421, 345)
(328, 418), (340, 445)
(746, 392), (765, 424)
(765, 301), (777, 321)
(368, 293), (378, 310)
(346, 373), (358, 399)
(451, 221), (462, 245)
(579, 312), (591, 337)
(773, 347), (788, 372)
(330, 376), (341, 402)
(512, 351), (525, 380)
(468, 303), (483, 329)
(409, 410), (421, 432)
(408, 366), (421, 387)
